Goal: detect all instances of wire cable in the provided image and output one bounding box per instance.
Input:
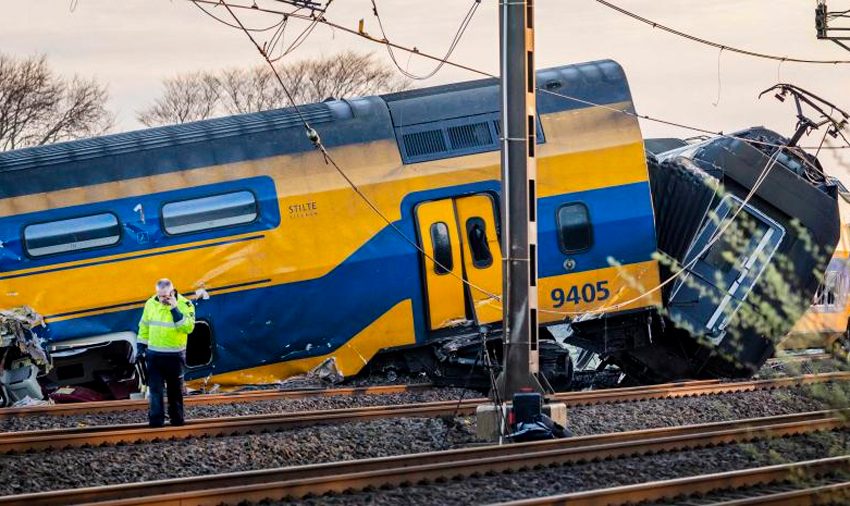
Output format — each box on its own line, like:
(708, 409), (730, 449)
(370, 0), (482, 80)
(189, 0), (850, 151)
(191, 0), (288, 32)
(190, 0), (491, 77)
(267, 7), (325, 62)
(592, 0), (850, 65)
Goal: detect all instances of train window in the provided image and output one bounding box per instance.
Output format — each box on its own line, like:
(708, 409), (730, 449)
(24, 213), (120, 257)
(557, 203), (592, 253)
(162, 191), (258, 235)
(466, 217), (493, 268)
(670, 195), (785, 338)
(814, 270), (841, 309)
(430, 222), (453, 275)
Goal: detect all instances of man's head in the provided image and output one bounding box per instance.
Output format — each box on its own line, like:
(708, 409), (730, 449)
(155, 278), (175, 304)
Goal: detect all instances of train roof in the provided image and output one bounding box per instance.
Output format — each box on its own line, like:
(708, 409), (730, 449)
(0, 59), (633, 198)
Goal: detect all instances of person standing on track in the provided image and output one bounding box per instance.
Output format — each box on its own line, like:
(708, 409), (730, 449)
(137, 278), (195, 427)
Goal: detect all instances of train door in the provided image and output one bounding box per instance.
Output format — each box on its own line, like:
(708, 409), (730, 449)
(669, 196), (785, 343)
(456, 195), (503, 325)
(415, 194), (503, 330)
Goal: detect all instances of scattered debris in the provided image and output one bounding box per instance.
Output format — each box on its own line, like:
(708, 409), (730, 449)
(0, 306), (51, 406)
(11, 395), (53, 408)
(0, 306), (51, 371)
(49, 385), (107, 403)
(309, 357), (344, 384)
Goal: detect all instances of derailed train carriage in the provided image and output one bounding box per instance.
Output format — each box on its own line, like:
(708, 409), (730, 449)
(0, 59), (839, 402)
(627, 130), (839, 382)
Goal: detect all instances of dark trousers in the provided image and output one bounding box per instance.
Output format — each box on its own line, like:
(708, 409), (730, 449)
(145, 351), (185, 427)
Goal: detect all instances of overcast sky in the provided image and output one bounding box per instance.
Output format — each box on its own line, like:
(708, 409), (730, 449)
(2, 0), (850, 176)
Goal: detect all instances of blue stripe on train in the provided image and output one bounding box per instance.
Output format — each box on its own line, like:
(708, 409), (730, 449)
(538, 182), (657, 276)
(43, 213), (427, 380)
(40, 180), (656, 379)
(0, 176), (280, 272)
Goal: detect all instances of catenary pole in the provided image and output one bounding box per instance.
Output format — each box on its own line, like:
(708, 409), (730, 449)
(495, 0), (545, 400)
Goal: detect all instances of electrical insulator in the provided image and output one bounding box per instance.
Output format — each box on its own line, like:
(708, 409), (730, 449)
(816, 3), (828, 39)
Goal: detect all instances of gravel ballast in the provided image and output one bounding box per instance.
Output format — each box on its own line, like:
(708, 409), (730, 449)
(0, 388), (478, 432)
(272, 430), (850, 506)
(0, 416), (478, 496)
(0, 384), (845, 496)
(567, 383), (847, 436)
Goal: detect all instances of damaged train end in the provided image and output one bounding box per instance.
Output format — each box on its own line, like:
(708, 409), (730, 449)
(621, 128), (839, 382)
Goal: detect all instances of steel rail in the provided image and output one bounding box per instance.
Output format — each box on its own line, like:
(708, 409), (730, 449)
(0, 410), (837, 506)
(2, 368), (842, 420)
(707, 481), (850, 505)
(0, 401), (469, 453)
(553, 371), (850, 405)
(497, 456), (850, 505)
(10, 411), (846, 506)
(0, 383), (436, 417)
(0, 375), (728, 419)
(0, 373), (847, 453)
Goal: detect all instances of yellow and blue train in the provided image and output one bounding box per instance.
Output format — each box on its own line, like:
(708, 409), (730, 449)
(0, 60), (839, 400)
(780, 180), (850, 354)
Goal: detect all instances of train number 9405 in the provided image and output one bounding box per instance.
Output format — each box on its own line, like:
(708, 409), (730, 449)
(551, 281), (610, 307)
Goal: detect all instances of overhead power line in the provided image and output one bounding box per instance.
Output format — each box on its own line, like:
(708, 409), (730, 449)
(592, 0), (850, 64)
(369, 0), (482, 80)
(190, 0), (489, 76)
(192, 0), (850, 151)
(191, 0), (287, 32)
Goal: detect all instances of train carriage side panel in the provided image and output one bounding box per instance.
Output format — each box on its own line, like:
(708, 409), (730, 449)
(535, 63), (661, 320)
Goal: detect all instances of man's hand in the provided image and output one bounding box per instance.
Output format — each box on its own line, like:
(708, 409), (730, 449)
(136, 342), (147, 361)
(167, 293), (178, 308)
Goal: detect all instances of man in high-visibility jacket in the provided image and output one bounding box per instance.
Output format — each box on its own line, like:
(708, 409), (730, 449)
(137, 278), (195, 427)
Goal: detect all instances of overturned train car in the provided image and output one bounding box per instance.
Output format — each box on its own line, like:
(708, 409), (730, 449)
(635, 131), (840, 381)
(0, 60), (838, 402)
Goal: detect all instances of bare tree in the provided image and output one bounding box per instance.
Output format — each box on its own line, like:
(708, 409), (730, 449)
(137, 72), (221, 127)
(0, 54), (113, 151)
(138, 51), (411, 127)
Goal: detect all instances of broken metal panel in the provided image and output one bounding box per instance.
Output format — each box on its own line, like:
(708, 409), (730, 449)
(0, 306), (49, 405)
(0, 306), (50, 369)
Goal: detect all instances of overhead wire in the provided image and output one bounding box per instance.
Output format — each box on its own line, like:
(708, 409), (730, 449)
(267, 7), (325, 62)
(592, 0), (850, 65)
(190, 0), (850, 152)
(369, 0), (482, 80)
(190, 0), (490, 77)
(191, 0), (289, 32)
(194, 0), (849, 321)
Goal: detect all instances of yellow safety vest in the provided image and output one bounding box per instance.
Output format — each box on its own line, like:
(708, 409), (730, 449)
(138, 294), (195, 352)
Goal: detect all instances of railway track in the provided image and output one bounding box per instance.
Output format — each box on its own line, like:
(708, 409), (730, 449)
(500, 457), (850, 505)
(1, 409), (844, 506)
(2, 352), (840, 420)
(0, 372), (846, 453)
(0, 383), (435, 418)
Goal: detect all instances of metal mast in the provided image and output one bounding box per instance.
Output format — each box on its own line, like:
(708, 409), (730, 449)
(496, 0), (545, 399)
